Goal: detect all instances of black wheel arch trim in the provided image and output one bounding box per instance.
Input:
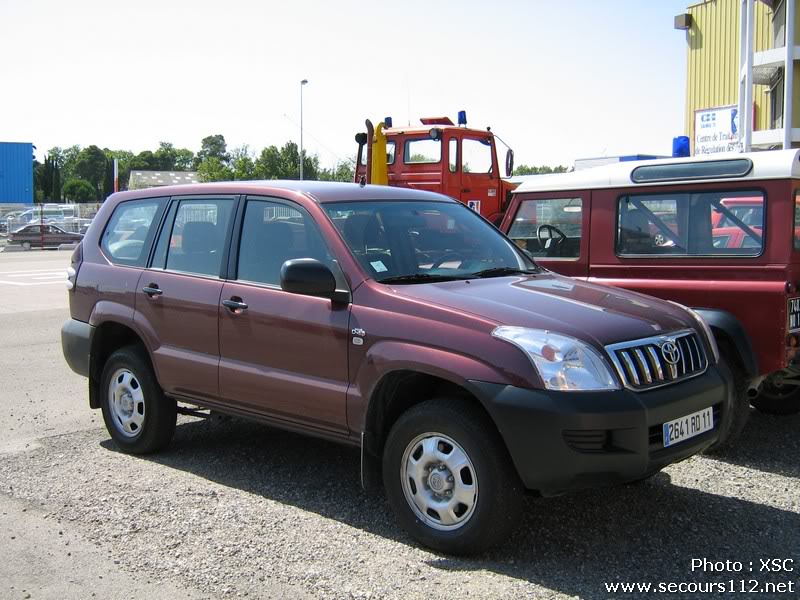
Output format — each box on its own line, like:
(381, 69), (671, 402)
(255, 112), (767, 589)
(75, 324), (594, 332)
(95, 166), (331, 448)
(694, 307), (759, 378)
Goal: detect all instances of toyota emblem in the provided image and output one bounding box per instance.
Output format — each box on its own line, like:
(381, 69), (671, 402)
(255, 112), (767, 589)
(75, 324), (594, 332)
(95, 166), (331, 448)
(660, 340), (680, 365)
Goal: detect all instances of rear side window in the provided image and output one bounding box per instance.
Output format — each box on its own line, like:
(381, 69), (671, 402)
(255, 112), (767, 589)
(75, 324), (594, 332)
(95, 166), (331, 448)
(617, 190), (764, 257)
(161, 198), (235, 277)
(236, 199), (332, 286)
(507, 198), (583, 259)
(101, 198), (167, 267)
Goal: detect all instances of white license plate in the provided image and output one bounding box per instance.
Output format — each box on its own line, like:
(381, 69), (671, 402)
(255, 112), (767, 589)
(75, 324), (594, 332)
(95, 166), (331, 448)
(662, 407), (714, 447)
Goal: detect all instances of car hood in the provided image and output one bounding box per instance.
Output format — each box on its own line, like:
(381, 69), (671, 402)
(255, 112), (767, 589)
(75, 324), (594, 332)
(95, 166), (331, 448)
(391, 272), (694, 347)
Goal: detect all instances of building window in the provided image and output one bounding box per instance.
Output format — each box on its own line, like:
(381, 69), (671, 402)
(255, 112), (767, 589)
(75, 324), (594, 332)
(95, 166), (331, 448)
(771, 75), (784, 130)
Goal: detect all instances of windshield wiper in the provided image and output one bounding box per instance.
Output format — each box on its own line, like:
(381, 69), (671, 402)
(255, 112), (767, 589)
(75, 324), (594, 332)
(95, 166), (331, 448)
(470, 267), (539, 278)
(378, 273), (468, 284)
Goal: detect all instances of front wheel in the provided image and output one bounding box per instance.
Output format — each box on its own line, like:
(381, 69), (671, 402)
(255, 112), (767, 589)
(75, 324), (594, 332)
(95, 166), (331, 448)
(100, 346), (176, 454)
(703, 351), (749, 454)
(382, 398), (524, 555)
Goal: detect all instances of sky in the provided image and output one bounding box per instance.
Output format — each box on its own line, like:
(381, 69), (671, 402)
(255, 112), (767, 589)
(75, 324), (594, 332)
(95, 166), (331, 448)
(0, 0), (694, 169)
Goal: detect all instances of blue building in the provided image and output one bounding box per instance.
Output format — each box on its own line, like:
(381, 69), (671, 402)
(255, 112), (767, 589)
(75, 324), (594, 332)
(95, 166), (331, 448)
(0, 142), (34, 203)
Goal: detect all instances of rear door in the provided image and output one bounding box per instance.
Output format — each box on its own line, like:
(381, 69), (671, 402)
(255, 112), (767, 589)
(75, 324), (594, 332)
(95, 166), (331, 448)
(217, 196), (351, 433)
(504, 191), (591, 278)
(133, 195), (237, 403)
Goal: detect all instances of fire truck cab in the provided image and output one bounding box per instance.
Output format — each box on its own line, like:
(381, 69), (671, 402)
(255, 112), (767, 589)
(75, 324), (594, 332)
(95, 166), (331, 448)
(355, 113), (517, 224)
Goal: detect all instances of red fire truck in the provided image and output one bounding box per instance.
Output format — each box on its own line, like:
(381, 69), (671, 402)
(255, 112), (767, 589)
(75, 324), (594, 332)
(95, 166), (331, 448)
(354, 112), (517, 225)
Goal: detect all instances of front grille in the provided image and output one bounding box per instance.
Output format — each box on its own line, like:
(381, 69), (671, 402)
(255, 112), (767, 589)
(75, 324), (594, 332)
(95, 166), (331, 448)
(606, 330), (708, 391)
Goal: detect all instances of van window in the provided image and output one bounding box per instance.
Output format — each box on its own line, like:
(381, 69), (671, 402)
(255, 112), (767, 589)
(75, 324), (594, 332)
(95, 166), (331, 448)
(101, 198), (167, 266)
(617, 191), (764, 256)
(163, 198), (234, 277)
(507, 198), (583, 259)
(404, 139), (441, 164)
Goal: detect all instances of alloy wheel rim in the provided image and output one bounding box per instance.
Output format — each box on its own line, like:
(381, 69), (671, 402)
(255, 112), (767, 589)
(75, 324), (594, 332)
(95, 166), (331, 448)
(400, 432), (478, 531)
(108, 368), (145, 438)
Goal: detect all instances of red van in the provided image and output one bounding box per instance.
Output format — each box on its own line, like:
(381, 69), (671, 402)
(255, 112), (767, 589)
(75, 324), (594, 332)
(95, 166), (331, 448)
(501, 150), (800, 448)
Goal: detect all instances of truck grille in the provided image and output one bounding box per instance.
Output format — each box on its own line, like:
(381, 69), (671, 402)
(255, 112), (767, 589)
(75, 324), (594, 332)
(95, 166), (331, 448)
(606, 330), (708, 391)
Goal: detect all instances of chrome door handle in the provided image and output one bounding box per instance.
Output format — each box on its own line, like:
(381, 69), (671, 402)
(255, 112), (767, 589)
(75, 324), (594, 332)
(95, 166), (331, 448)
(222, 298), (248, 312)
(142, 285), (162, 297)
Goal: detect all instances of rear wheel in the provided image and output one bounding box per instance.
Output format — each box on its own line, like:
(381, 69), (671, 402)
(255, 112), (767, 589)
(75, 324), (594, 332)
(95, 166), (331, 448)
(100, 347), (176, 454)
(382, 398), (524, 555)
(752, 375), (800, 415)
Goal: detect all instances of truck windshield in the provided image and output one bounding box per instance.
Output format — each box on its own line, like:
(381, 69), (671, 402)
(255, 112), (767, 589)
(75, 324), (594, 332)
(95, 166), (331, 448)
(325, 201), (538, 283)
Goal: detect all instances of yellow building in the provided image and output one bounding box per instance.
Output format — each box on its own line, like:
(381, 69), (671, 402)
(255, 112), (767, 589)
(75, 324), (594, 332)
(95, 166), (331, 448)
(680, 0), (800, 153)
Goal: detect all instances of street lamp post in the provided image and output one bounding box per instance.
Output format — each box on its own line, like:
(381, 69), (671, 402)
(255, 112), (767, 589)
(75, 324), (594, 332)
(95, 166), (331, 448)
(300, 79), (308, 180)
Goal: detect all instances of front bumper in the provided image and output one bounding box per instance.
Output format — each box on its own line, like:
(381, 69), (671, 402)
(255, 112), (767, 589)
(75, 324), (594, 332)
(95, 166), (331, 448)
(468, 364), (729, 495)
(61, 318), (94, 378)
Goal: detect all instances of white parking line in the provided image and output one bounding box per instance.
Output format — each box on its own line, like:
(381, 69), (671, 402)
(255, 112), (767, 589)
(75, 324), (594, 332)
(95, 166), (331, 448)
(0, 270), (67, 286)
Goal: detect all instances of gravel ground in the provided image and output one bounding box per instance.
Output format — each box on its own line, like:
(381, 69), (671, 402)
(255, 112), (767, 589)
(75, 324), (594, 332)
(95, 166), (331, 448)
(2, 408), (799, 599)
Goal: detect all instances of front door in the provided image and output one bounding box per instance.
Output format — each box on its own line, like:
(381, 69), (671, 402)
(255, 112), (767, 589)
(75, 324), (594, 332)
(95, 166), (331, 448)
(460, 136), (501, 220)
(133, 195), (237, 402)
(218, 196), (350, 433)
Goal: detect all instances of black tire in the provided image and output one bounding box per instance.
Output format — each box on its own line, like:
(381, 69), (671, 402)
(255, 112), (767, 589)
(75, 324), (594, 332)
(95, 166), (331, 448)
(99, 346), (176, 454)
(382, 397), (524, 555)
(703, 348), (750, 454)
(751, 380), (800, 415)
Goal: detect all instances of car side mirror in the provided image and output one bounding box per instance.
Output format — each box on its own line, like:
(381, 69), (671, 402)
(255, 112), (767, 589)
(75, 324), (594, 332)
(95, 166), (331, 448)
(505, 148), (514, 178)
(280, 258), (348, 303)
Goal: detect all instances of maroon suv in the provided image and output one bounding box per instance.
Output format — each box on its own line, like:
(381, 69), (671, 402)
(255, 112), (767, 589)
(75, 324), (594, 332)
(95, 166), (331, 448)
(62, 182), (731, 554)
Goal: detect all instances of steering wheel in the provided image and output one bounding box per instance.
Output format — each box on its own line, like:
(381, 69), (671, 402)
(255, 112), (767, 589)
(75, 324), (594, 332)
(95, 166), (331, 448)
(430, 252), (467, 269)
(536, 224), (567, 250)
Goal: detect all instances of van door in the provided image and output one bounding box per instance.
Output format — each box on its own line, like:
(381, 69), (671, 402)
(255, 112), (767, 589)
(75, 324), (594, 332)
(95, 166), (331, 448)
(504, 192), (591, 278)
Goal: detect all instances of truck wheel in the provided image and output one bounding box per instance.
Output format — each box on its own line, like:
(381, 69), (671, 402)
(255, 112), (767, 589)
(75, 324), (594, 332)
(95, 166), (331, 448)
(752, 378), (800, 415)
(100, 346), (176, 454)
(704, 346), (750, 454)
(382, 398), (524, 555)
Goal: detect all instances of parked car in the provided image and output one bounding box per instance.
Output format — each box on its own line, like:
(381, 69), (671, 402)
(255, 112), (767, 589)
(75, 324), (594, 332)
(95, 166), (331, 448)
(9, 224), (84, 249)
(61, 182), (730, 554)
(502, 150), (800, 444)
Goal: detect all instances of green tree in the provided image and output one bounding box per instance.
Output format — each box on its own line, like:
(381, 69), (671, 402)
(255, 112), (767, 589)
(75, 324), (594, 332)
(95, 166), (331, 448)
(174, 148), (195, 171)
(129, 150), (160, 171)
(254, 141), (318, 180)
(254, 145), (283, 179)
(513, 164), (569, 176)
(63, 178), (96, 202)
(195, 134), (229, 168)
(197, 157), (233, 182)
(104, 149), (134, 194)
(231, 145), (256, 180)
(74, 145), (108, 200)
(318, 159), (355, 182)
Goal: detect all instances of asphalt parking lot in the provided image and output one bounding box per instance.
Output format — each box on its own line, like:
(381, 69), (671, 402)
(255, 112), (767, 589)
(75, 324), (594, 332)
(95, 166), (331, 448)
(1, 250), (798, 599)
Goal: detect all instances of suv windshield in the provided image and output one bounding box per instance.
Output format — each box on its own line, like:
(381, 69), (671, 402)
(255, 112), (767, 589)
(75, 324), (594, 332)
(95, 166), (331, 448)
(325, 200), (537, 283)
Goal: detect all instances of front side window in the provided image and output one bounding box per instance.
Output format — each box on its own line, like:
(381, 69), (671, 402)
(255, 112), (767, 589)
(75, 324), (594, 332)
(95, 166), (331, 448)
(237, 199), (332, 286)
(617, 190), (764, 257)
(163, 198), (234, 276)
(462, 138), (493, 174)
(325, 201), (536, 282)
(101, 198), (166, 266)
(507, 198), (583, 259)
(404, 139), (441, 164)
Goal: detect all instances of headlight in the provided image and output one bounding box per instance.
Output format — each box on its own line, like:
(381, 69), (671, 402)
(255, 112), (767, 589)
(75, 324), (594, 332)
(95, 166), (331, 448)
(667, 301), (720, 364)
(492, 327), (619, 391)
